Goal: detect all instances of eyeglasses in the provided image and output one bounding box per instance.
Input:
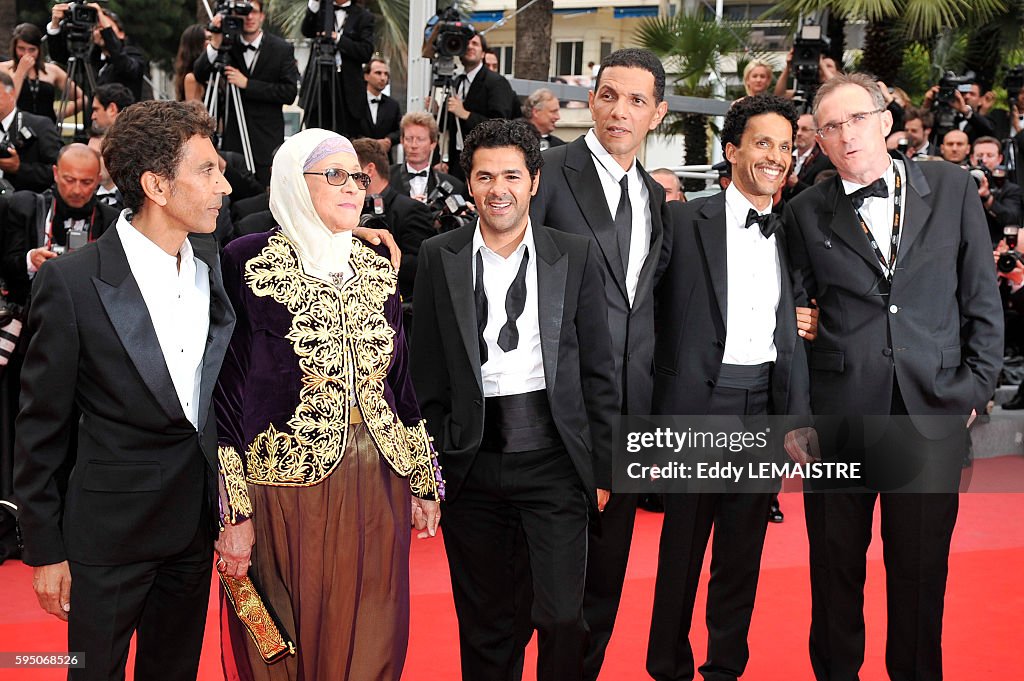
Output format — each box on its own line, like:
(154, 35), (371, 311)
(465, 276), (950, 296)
(303, 168), (372, 189)
(816, 109), (885, 139)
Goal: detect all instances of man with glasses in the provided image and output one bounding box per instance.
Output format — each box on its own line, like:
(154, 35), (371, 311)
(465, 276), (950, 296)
(783, 73), (1002, 681)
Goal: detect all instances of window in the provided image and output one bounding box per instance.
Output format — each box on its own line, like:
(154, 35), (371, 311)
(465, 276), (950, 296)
(555, 41), (584, 77)
(600, 41), (613, 62)
(498, 45), (514, 76)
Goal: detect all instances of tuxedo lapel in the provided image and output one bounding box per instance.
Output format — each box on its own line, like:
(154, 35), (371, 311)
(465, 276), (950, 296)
(563, 139), (628, 298)
(440, 230), (484, 392)
(190, 235), (235, 433)
(823, 175), (885, 276)
(92, 229), (185, 424)
(695, 193), (728, 325)
(895, 156), (932, 260)
(533, 227), (567, 397)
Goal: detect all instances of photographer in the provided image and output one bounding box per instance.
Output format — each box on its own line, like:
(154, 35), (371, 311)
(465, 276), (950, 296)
(0, 143), (118, 308)
(443, 31), (517, 181)
(971, 136), (1023, 245)
(300, 0), (375, 138)
(923, 75), (995, 144)
(47, 3), (147, 104)
(90, 82), (133, 134)
(391, 111), (467, 202)
(0, 71), (62, 194)
(194, 0), (300, 187)
(994, 234), (1024, 409)
(353, 138), (434, 304)
(887, 107), (938, 158)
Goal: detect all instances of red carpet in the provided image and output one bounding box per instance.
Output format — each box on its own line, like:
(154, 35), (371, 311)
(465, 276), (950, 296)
(3, 456), (1022, 680)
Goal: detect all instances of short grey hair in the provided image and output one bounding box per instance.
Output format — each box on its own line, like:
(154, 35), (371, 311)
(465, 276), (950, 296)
(812, 72), (886, 122)
(522, 88), (557, 119)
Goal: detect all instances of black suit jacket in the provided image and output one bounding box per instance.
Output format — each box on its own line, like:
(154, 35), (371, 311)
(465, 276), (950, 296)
(301, 3), (375, 121)
(446, 67), (517, 180)
(530, 135), (667, 417)
(1, 190), (119, 306)
(389, 163), (468, 200)
(411, 224), (619, 505)
(784, 153), (1003, 436)
(782, 144), (834, 201)
(14, 228), (235, 566)
(361, 92), (402, 155)
(653, 194), (810, 418)
(3, 109), (62, 194)
(194, 33), (299, 170)
(377, 183), (434, 301)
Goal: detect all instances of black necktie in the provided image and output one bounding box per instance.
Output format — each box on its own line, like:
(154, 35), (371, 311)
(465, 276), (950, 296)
(409, 170), (428, 178)
(614, 175), (632, 271)
(497, 248), (530, 352)
(474, 250), (488, 364)
(744, 209), (780, 239)
(370, 98), (380, 104)
(848, 177), (888, 209)
(243, 43), (257, 52)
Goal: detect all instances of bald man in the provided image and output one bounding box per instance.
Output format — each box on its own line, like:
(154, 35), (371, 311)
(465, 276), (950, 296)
(650, 168), (685, 202)
(940, 128), (971, 165)
(1, 143), (121, 306)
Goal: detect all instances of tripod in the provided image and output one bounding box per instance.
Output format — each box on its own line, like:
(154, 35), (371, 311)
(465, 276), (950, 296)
(430, 61), (460, 168)
(299, 36), (341, 131)
(56, 49), (97, 142)
(204, 51), (255, 175)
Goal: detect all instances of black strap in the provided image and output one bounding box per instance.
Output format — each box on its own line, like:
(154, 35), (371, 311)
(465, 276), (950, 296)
(852, 164), (902, 280)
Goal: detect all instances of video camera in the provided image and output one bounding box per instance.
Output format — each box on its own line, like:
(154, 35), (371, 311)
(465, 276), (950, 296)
(932, 71), (975, 132)
(1005, 65), (1024, 108)
(422, 7), (476, 80)
(999, 226), (1023, 274)
(61, 2), (99, 58)
(427, 180), (476, 233)
(209, 0), (253, 57)
(792, 23), (829, 109)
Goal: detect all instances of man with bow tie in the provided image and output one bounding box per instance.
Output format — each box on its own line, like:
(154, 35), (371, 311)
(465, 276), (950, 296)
(194, 0), (299, 187)
(783, 73), (1002, 681)
(301, 0), (375, 138)
(646, 94), (812, 681)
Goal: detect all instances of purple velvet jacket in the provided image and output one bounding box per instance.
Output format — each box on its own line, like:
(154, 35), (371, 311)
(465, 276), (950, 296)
(214, 228), (442, 520)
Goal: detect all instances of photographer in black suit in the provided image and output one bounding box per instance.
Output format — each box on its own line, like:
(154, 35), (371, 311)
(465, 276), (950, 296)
(0, 71), (61, 194)
(301, 0), (376, 138)
(360, 58), (402, 162)
(443, 32), (517, 182)
(391, 111), (467, 202)
(48, 4), (147, 103)
(194, 0), (300, 187)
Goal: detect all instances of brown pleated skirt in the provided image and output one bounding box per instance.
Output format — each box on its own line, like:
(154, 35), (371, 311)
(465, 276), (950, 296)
(222, 424), (412, 681)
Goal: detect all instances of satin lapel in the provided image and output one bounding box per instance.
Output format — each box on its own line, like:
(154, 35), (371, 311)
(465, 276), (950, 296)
(564, 140), (628, 298)
(894, 158), (932, 260)
(191, 235), (236, 433)
(823, 175), (885, 276)
(92, 229), (185, 423)
(773, 228), (796, 351)
(695, 194), (728, 326)
(533, 227), (567, 397)
(440, 231), (483, 393)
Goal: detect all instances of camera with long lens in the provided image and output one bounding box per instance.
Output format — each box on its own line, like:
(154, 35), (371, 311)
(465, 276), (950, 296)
(61, 2), (99, 58)
(209, 0), (253, 57)
(791, 23), (829, 109)
(422, 7), (476, 80)
(966, 164), (991, 188)
(427, 180), (477, 233)
(932, 71), (975, 132)
(1006, 65), (1024, 107)
(999, 226), (1023, 274)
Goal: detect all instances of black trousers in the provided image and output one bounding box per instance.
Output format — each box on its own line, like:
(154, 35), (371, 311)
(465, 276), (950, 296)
(67, 520), (212, 681)
(647, 380), (772, 681)
(443, 445), (589, 681)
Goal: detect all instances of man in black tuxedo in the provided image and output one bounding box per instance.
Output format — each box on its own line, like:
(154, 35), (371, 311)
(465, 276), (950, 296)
(301, 0), (375, 138)
(970, 136), (1023, 244)
(1, 144), (119, 308)
(523, 87), (566, 151)
(14, 100), (241, 681)
(391, 111), (467, 201)
(359, 58), (402, 161)
(194, 0), (299, 187)
(443, 32), (517, 181)
(353, 138), (434, 303)
(901, 107), (940, 158)
(784, 73), (1003, 681)
(646, 94), (811, 681)
(412, 118), (619, 681)
(783, 112), (834, 201)
(529, 48), (669, 681)
(0, 71), (61, 194)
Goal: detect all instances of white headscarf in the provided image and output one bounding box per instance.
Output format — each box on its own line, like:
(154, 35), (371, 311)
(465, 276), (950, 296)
(270, 128), (360, 282)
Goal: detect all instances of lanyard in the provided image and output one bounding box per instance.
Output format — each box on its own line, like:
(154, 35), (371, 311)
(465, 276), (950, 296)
(853, 164), (902, 280)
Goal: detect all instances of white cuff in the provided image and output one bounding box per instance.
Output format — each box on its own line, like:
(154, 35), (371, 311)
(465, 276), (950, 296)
(308, 1), (320, 11)
(26, 251), (37, 277)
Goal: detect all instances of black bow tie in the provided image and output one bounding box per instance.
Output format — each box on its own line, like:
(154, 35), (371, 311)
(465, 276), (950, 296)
(848, 177), (888, 209)
(369, 98), (380, 104)
(409, 170), (428, 178)
(243, 43), (257, 52)
(744, 209), (780, 239)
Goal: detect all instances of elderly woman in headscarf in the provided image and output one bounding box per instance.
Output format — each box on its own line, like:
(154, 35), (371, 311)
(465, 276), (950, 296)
(213, 128), (443, 681)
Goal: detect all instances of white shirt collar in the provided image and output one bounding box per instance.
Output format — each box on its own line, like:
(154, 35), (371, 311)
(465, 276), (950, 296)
(473, 219), (535, 261)
(463, 62), (484, 86)
(725, 182), (773, 229)
(841, 157), (895, 196)
(242, 31), (263, 51)
(115, 211), (196, 271)
(584, 128), (636, 181)
(1, 108), (17, 132)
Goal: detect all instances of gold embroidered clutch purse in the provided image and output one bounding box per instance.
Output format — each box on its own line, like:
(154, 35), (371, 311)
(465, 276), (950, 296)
(220, 574), (296, 663)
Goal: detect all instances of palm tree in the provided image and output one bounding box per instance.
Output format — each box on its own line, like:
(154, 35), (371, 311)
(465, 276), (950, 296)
(636, 12), (749, 190)
(514, 0), (553, 81)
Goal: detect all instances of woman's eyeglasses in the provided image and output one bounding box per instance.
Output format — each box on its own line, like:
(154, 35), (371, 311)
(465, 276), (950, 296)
(303, 168), (372, 189)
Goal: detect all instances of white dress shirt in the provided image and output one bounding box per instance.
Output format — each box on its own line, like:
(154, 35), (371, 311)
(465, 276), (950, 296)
(459, 63), (483, 98)
(472, 220), (546, 397)
(367, 90), (380, 125)
(722, 184), (781, 365)
(584, 129), (651, 306)
(116, 213), (210, 428)
(841, 158), (907, 277)
(205, 31), (262, 71)
(406, 163), (429, 199)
